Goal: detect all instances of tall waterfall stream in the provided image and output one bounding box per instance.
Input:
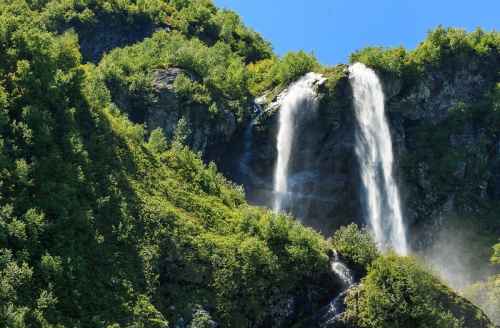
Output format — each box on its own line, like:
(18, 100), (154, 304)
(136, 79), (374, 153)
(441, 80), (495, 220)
(273, 72), (325, 213)
(349, 62), (409, 255)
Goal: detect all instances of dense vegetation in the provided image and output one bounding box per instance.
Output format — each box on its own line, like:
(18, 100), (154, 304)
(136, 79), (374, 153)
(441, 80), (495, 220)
(343, 254), (493, 328)
(329, 226), (494, 327)
(0, 0), (497, 327)
(0, 2), (334, 327)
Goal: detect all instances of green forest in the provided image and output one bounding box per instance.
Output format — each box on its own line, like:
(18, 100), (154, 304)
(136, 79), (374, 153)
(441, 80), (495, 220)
(0, 1), (498, 327)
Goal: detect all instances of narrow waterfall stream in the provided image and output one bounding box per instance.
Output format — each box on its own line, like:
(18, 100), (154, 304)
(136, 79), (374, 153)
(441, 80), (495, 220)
(349, 62), (408, 255)
(327, 251), (354, 317)
(273, 73), (325, 213)
(314, 251), (355, 327)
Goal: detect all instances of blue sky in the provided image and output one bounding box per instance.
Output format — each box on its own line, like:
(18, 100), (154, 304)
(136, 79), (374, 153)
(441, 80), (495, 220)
(213, 0), (499, 65)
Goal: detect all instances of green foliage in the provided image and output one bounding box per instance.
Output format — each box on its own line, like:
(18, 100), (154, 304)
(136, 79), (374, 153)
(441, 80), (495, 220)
(463, 243), (500, 325)
(463, 276), (500, 325)
(213, 9), (273, 63)
(350, 46), (409, 77)
(129, 295), (169, 328)
(39, 0), (272, 64)
(40, 0), (172, 27)
(330, 224), (379, 271)
(351, 27), (500, 72)
(0, 4), (331, 327)
(492, 243), (500, 265)
(173, 73), (211, 105)
(247, 51), (320, 97)
(274, 51), (320, 85)
(147, 128), (168, 154)
(168, 0), (272, 62)
(98, 30), (251, 122)
(411, 26), (500, 67)
(247, 58), (278, 96)
(343, 254), (493, 328)
(171, 117), (190, 146)
(190, 308), (215, 328)
(350, 27), (499, 94)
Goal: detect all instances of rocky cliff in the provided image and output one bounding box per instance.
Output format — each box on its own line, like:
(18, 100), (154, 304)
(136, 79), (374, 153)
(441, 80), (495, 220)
(222, 38), (500, 273)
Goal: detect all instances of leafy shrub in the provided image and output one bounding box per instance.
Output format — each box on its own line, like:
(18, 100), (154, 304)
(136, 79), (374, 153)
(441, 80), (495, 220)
(273, 51), (320, 85)
(247, 58), (278, 96)
(147, 128), (168, 153)
(330, 224), (379, 272)
(350, 46), (409, 77)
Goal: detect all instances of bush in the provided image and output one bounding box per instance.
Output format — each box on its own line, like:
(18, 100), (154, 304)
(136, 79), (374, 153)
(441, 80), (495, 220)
(330, 224), (379, 271)
(350, 46), (409, 77)
(274, 51), (320, 85)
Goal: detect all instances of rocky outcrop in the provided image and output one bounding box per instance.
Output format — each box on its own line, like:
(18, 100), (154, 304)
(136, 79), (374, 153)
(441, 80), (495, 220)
(109, 66), (239, 158)
(56, 15), (166, 63)
(147, 68), (238, 159)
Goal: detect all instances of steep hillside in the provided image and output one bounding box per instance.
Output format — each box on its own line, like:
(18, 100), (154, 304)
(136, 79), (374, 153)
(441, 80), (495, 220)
(0, 2), (335, 327)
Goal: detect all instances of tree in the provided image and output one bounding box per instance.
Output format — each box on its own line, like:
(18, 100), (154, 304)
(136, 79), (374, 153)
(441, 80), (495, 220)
(147, 128), (168, 153)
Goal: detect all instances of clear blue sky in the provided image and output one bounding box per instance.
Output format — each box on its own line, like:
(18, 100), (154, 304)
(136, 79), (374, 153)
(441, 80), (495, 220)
(213, 0), (499, 65)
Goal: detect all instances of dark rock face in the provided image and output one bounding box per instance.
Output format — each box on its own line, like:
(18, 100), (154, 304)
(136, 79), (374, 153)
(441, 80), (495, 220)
(110, 66), (238, 158)
(383, 61), (500, 250)
(148, 68), (237, 158)
(221, 58), (499, 249)
(59, 15), (163, 63)
(223, 72), (363, 236)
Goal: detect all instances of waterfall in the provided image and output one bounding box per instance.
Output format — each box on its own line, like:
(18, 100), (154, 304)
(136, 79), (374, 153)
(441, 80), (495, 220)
(273, 73), (323, 212)
(349, 62), (408, 255)
(273, 72), (324, 213)
(331, 251), (353, 287)
(317, 251), (355, 326)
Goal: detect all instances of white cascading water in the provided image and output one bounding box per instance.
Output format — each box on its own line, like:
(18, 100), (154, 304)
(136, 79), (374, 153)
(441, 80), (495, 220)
(273, 72), (325, 213)
(319, 251), (354, 325)
(349, 62), (408, 255)
(331, 251), (354, 288)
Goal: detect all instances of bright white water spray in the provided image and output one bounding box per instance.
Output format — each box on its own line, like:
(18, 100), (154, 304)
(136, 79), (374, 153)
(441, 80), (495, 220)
(349, 63), (408, 255)
(331, 251), (353, 287)
(320, 251), (354, 324)
(273, 72), (324, 213)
